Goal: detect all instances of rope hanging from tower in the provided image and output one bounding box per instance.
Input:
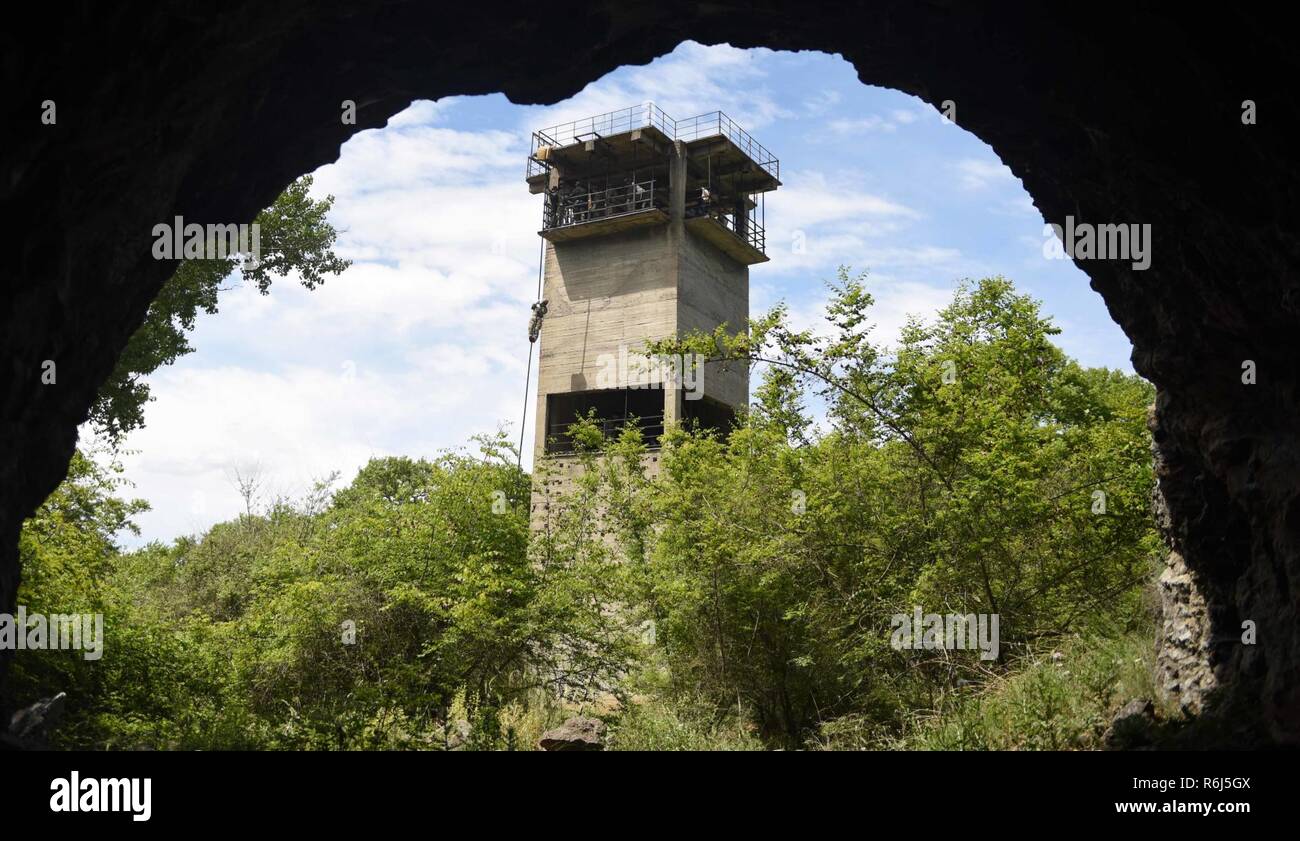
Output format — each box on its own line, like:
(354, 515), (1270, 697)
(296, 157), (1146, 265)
(518, 236), (546, 467)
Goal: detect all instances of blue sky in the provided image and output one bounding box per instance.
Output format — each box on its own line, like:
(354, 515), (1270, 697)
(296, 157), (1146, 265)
(108, 42), (1134, 545)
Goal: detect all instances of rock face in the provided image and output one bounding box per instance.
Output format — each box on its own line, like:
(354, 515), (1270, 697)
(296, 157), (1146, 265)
(2, 3), (1297, 743)
(1103, 699), (1156, 750)
(1156, 551), (1218, 715)
(3, 692), (66, 749)
(1150, 419), (1221, 718)
(539, 717), (605, 751)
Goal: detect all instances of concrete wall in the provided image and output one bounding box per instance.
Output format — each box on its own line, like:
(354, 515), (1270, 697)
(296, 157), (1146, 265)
(677, 228), (749, 409)
(532, 225), (677, 458)
(531, 141), (753, 500)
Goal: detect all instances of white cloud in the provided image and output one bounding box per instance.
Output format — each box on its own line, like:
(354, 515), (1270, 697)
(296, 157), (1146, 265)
(762, 170), (933, 274)
(384, 98), (456, 129)
(311, 127), (521, 197)
(825, 107), (921, 136)
(113, 91), (549, 544)
(775, 170), (916, 228)
(955, 158), (1018, 191)
(990, 195), (1039, 217)
(802, 89), (842, 115)
(116, 355), (523, 543)
(827, 115), (897, 134)
(525, 42), (790, 139)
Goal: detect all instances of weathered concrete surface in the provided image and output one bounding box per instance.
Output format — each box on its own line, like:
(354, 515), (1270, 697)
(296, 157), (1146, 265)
(2, 3), (1296, 743)
(531, 133), (751, 510)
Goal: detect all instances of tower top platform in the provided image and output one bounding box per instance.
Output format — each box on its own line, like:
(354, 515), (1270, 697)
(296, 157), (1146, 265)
(526, 103), (780, 195)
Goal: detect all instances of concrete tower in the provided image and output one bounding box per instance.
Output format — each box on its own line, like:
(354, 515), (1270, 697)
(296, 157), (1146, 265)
(525, 103), (779, 490)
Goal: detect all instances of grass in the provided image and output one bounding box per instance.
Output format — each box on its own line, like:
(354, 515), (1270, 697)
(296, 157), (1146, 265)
(888, 630), (1167, 750)
(480, 624), (1234, 750)
(605, 695), (765, 751)
(603, 629), (1170, 751)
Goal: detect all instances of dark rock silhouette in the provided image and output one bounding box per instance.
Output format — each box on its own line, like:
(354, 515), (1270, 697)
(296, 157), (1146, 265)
(1104, 698), (1156, 750)
(3, 692), (66, 749)
(2, 3), (1295, 744)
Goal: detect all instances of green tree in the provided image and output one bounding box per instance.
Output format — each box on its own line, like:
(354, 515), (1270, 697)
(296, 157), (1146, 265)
(628, 271), (1159, 745)
(92, 176), (350, 442)
(13, 267), (1159, 752)
(52, 432), (637, 750)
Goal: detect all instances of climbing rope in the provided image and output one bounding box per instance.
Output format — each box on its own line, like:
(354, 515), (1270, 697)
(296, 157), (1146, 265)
(518, 235), (546, 467)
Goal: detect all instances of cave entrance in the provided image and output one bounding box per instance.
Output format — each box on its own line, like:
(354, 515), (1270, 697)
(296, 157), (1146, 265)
(107, 44), (1127, 546)
(4, 8), (1289, 743)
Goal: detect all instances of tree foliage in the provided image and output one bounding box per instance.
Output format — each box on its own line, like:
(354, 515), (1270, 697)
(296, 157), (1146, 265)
(630, 272), (1158, 744)
(10, 273), (1159, 750)
(92, 176), (350, 442)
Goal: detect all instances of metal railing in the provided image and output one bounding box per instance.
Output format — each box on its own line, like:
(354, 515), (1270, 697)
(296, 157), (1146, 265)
(712, 210), (765, 254)
(547, 413), (665, 454)
(684, 190), (766, 254)
(542, 178), (663, 230)
(673, 111), (779, 181)
(528, 104), (779, 182)
(533, 103), (674, 150)
(528, 103), (674, 179)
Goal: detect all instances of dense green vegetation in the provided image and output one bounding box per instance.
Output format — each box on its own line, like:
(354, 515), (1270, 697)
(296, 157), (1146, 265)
(887, 630), (1162, 751)
(4, 273), (1162, 750)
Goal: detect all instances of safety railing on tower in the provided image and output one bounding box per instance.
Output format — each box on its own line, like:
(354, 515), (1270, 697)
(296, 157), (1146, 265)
(542, 178), (664, 230)
(712, 208), (765, 254)
(672, 111), (779, 181)
(684, 187), (766, 255)
(528, 103), (675, 179)
(527, 104), (779, 182)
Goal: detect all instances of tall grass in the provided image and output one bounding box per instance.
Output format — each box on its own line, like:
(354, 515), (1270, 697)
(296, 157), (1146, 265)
(887, 630), (1164, 750)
